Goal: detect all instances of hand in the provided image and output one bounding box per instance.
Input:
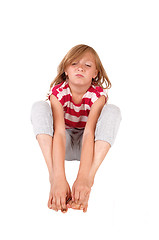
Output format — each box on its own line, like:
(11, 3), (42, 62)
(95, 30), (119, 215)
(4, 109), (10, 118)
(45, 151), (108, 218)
(48, 177), (71, 213)
(71, 176), (93, 212)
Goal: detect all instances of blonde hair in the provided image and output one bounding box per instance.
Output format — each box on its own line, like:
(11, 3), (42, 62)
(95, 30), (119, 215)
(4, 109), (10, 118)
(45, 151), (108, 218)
(46, 44), (111, 100)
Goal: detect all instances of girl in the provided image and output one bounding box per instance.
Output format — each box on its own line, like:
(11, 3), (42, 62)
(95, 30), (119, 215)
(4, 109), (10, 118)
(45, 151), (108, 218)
(31, 44), (122, 213)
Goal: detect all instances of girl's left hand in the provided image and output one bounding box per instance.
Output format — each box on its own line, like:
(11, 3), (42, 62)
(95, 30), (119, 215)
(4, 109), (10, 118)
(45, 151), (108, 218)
(70, 176), (93, 212)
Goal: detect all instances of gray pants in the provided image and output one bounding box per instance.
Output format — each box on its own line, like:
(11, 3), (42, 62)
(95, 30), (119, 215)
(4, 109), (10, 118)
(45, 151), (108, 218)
(30, 101), (122, 161)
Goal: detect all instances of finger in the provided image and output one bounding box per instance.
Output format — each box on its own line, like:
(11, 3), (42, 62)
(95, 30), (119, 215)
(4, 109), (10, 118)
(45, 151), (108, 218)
(85, 191), (91, 203)
(78, 191), (85, 205)
(48, 195), (53, 209)
(52, 197), (58, 212)
(80, 204), (84, 210)
(61, 209), (68, 213)
(61, 196), (67, 213)
(74, 190), (80, 203)
(85, 189), (91, 197)
(80, 193), (90, 212)
(61, 206), (68, 213)
(56, 196), (61, 211)
(81, 190), (90, 205)
(83, 204), (88, 213)
(79, 198), (87, 210)
(78, 188), (90, 206)
(80, 202), (88, 212)
(71, 187), (75, 202)
(66, 190), (72, 203)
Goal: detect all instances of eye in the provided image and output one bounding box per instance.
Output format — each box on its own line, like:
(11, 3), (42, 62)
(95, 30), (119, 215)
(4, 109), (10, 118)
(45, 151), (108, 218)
(72, 62), (77, 65)
(86, 64), (91, 67)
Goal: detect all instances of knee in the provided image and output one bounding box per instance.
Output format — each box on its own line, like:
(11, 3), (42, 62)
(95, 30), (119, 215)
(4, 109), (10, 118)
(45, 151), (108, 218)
(30, 100), (52, 122)
(103, 104), (122, 121)
(31, 100), (49, 110)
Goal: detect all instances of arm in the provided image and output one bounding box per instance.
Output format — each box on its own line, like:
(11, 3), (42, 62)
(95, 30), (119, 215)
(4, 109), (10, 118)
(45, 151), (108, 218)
(77, 132), (95, 179)
(52, 132), (66, 179)
(89, 141), (111, 184)
(77, 96), (106, 179)
(70, 137), (110, 212)
(71, 96), (106, 209)
(49, 95), (71, 212)
(50, 94), (67, 180)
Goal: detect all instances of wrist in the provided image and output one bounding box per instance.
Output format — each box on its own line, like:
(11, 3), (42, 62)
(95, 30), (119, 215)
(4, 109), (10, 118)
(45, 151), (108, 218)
(76, 172), (94, 188)
(88, 164), (97, 187)
(49, 172), (66, 184)
(77, 163), (92, 179)
(49, 170), (54, 184)
(52, 164), (66, 179)
(49, 175), (54, 184)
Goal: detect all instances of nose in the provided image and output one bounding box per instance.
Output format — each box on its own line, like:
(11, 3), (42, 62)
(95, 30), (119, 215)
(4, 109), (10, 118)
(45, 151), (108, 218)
(77, 64), (84, 71)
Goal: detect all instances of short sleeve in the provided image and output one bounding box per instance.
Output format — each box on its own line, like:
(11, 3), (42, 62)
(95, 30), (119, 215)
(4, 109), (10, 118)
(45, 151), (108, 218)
(97, 87), (108, 103)
(48, 82), (64, 102)
(90, 86), (108, 106)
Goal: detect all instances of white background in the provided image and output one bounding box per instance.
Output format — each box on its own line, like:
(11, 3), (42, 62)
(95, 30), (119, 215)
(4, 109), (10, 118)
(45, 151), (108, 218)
(0, 0), (159, 239)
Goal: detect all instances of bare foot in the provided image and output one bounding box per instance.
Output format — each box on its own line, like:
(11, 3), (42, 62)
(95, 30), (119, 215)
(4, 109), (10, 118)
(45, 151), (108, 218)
(67, 199), (88, 212)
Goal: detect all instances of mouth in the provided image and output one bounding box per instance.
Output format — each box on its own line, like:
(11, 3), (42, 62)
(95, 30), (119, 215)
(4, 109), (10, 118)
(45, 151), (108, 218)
(75, 74), (84, 77)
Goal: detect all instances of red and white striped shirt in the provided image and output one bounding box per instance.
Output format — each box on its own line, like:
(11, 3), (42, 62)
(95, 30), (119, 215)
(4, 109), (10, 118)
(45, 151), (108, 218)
(49, 79), (107, 129)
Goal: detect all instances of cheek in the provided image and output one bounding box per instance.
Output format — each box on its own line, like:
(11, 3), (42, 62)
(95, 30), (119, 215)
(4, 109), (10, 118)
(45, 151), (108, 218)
(67, 70), (75, 79)
(89, 70), (96, 77)
(92, 69), (98, 77)
(66, 68), (72, 75)
(65, 66), (73, 75)
(69, 70), (74, 76)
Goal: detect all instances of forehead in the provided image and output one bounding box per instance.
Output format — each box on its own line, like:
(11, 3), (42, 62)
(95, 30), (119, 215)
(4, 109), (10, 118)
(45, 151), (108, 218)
(75, 51), (96, 63)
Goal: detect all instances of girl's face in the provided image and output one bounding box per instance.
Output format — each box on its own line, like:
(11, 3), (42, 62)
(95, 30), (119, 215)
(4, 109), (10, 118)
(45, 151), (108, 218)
(65, 51), (98, 88)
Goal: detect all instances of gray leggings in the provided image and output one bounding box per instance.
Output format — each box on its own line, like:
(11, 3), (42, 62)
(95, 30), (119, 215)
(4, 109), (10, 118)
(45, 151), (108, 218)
(30, 101), (122, 161)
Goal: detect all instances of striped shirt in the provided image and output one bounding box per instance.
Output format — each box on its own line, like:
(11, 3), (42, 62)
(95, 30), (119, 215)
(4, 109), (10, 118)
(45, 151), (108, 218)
(49, 79), (107, 129)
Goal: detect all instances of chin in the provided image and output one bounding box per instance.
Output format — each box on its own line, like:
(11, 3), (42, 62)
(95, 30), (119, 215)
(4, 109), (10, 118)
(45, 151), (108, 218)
(70, 79), (84, 85)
